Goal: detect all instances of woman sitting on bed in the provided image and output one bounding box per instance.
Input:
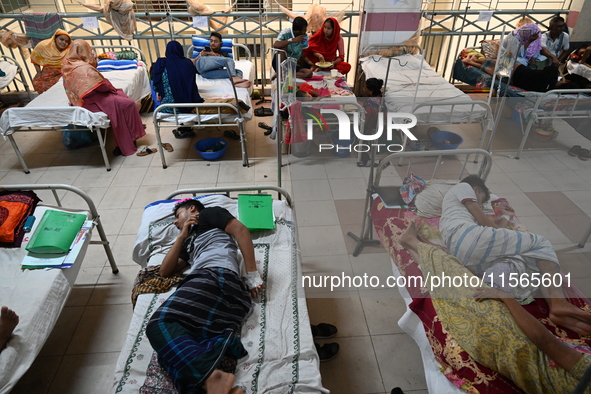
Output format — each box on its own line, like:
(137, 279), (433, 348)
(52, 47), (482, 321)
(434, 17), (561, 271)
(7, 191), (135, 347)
(439, 175), (591, 336)
(399, 223), (591, 394)
(151, 40), (204, 114)
(462, 24), (576, 92)
(30, 29), (71, 94)
(303, 18), (351, 75)
(62, 39), (145, 156)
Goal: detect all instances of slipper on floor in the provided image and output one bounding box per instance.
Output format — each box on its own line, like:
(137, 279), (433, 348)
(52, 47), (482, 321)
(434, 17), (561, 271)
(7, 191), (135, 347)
(568, 145), (582, 157)
(315, 342), (340, 362)
(224, 130), (241, 141)
(137, 146), (157, 156)
(173, 127), (195, 139)
(162, 142), (174, 152)
(258, 122), (272, 131)
(254, 107), (273, 117)
(578, 148), (590, 161)
(311, 323), (338, 339)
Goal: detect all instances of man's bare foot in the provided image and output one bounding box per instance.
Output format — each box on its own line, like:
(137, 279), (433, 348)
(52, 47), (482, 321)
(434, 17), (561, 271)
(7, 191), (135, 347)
(398, 221), (420, 251)
(229, 388), (244, 394)
(203, 370), (235, 394)
(548, 299), (591, 336)
(0, 306), (19, 350)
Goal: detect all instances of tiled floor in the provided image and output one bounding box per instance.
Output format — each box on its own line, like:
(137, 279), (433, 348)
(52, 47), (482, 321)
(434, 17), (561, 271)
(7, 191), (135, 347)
(3, 98), (591, 394)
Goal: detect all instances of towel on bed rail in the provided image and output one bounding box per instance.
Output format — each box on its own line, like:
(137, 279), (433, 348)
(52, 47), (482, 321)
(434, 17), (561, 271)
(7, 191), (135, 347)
(0, 191), (40, 248)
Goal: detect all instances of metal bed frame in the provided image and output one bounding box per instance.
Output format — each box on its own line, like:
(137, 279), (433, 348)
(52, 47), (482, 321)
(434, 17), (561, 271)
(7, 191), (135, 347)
(153, 43), (253, 168)
(358, 44), (495, 165)
(1, 45), (149, 174)
(347, 148), (493, 256)
(0, 54), (33, 101)
(0, 183), (119, 273)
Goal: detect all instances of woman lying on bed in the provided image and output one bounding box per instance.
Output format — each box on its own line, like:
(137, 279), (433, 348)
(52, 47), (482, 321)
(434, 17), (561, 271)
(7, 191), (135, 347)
(462, 24), (577, 92)
(439, 175), (591, 336)
(399, 223), (591, 394)
(62, 39), (145, 156)
(30, 29), (71, 94)
(146, 199), (263, 394)
(151, 40), (204, 114)
(303, 18), (351, 75)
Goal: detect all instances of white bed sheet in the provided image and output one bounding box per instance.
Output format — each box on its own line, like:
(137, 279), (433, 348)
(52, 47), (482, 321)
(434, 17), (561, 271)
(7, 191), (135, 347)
(0, 205), (91, 394)
(114, 195), (327, 394)
(360, 54), (487, 123)
(0, 61), (18, 90)
(0, 65), (151, 136)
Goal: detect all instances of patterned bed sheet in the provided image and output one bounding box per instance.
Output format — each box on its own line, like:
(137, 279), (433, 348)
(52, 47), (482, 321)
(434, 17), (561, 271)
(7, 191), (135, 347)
(370, 196), (591, 394)
(112, 195), (327, 394)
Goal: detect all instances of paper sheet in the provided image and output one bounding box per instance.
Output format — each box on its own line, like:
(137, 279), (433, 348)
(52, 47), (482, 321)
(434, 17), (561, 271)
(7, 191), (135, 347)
(192, 16), (208, 28)
(82, 17), (99, 29)
(477, 11), (493, 22)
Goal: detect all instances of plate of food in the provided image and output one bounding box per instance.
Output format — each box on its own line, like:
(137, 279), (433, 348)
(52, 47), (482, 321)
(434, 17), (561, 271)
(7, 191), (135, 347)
(315, 62), (332, 68)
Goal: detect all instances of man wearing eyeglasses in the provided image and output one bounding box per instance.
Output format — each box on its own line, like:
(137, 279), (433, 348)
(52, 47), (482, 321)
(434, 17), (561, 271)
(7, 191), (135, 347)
(541, 16), (570, 66)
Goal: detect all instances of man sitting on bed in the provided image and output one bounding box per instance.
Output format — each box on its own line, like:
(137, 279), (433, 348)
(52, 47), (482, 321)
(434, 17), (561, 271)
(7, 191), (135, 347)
(146, 199), (263, 394)
(193, 32), (252, 89)
(439, 175), (591, 336)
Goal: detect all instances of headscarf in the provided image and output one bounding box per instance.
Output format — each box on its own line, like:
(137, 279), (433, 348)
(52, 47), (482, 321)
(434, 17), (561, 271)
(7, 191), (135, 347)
(305, 17), (342, 62)
(62, 39), (105, 107)
(30, 29), (71, 68)
(513, 23), (542, 60)
(151, 41), (203, 112)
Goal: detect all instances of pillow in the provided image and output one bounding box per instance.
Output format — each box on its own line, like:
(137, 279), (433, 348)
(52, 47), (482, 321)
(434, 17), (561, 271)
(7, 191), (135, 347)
(191, 35), (233, 59)
(97, 59), (138, 72)
(414, 181), (496, 218)
(480, 39), (500, 60)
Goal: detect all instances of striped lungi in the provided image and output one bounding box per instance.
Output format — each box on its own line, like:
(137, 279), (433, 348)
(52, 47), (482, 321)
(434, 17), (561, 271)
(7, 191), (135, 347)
(146, 267), (251, 393)
(444, 223), (559, 275)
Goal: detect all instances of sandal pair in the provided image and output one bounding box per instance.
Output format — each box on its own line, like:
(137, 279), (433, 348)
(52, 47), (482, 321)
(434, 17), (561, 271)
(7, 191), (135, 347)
(224, 130), (241, 140)
(568, 145), (590, 161)
(254, 107), (273, 117)
(258, 122), (273, 136)
(315, 342), (340, 362)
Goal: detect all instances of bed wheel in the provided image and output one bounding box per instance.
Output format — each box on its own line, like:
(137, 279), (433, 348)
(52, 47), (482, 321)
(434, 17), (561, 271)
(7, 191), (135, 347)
(163, 165), (168, 169)
(25, 170), (30, 174)
(112, 268), (119, 274)
(107, 168), (112, 172)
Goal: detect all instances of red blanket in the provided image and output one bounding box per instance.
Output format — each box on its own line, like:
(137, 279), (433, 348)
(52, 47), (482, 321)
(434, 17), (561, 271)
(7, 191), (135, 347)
(0, 191), (40, 248)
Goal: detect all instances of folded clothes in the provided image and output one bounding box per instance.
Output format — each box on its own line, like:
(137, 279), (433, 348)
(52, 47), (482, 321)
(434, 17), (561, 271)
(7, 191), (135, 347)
(304, 76), (324, 81)
(0, 190), (40, 248)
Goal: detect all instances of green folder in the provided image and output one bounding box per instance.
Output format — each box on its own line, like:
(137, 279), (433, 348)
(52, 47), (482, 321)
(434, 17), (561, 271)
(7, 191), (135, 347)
(237, 194), (276, 232)
(25, 209), (87, 254)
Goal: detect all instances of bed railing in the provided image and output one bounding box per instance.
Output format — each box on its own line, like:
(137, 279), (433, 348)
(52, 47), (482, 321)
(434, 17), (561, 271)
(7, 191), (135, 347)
(152, 101), (249, 168)
(348, 148), (493, 256)
(514, 89), (591, 159)
(91, 45), (147, 62)
(0, 54), (32, 100)
(0, 183), (119, 273)
(166, 185), (292, 206)
(186, 43), (252, 62)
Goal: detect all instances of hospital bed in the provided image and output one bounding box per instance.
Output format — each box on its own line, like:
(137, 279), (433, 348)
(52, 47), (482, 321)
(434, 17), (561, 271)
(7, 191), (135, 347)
(0, 183), (118, 394)
(152, 43), (255, 169)
(112, 186), (328, 394)
(0, 45), (151, 174)
(0, 55), (32, 100)
(350, 149), (591, 393)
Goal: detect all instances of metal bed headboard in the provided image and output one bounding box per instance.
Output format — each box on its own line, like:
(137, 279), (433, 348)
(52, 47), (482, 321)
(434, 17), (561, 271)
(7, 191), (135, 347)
(91, 45), (147, 62)
(0, 183), (119, 273)
(186, 43), (252, 62)
(165, 185), (292, 207)
(0, 55), (33, 100)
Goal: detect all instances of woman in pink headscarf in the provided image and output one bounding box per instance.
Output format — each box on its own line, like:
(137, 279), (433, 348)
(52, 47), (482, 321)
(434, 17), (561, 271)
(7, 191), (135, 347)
(62, 39), (145, 156)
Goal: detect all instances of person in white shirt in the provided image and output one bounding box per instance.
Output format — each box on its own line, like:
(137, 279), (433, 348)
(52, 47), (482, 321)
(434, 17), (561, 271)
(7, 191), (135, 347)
(541, 16), (570, 66)
(439, 175), (591, 336)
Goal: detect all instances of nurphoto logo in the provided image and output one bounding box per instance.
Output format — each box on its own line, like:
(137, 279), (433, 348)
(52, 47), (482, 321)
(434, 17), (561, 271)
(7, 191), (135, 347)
(307, 108), (419, 154)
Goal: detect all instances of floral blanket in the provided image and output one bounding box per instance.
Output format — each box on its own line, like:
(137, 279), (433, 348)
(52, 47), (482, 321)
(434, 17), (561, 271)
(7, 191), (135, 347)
(370, 196), (591, 393)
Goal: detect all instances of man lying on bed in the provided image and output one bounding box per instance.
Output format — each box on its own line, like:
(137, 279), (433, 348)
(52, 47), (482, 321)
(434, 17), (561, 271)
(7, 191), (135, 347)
(399, 223), (591, 394)
(146, 199), (264, 394)
(439, 175), (591, 336)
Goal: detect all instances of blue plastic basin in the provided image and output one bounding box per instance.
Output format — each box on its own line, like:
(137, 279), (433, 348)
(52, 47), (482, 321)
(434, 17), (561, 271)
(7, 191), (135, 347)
(429, 130), (464, 150)
(194, 138), (227, 160)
